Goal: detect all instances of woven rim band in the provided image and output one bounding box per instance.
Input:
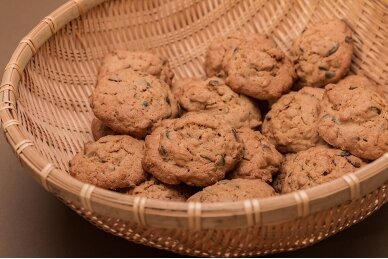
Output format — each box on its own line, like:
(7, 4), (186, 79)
(2, 119), (19, 133)
(187, 202), (202, 231)
(342, 173), (361, 200)
(14, 139), (34, 156)
(244, 199), (261, 226)
(42, 16), (58, 34)
(0, 84), (16, 94)
(73, 0), (86, 15)
(0, 104), (16, 113)
(133, 196), (147, 226)
(40, 163), (55, 191)
(4, 62), (22, 78)
(80, 184), (95, 212)
(294, 190), (310, 217)
(20, 38), (37, 55)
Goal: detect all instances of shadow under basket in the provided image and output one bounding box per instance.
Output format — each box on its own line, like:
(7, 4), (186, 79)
(1, 0), (388, 257)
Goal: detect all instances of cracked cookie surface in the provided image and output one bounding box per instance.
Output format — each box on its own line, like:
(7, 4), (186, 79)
(69, 135), (147, 189)
(290, 19), (353, 88)
(220, 35), (295, 100)
(98, 50), (174, 85)
(142, 113), (243, 187)
(91, 69), (179, 139)
(317, 75), (388, 160)
(262, 87), (325, 153)
(204, 32), (267, 78)
(173, 77), (261, 129)
(273, 146), (365, 193)
(228, 128), (283, 182)
(187, 179), (276, 203)
(129, 177), (195, 201)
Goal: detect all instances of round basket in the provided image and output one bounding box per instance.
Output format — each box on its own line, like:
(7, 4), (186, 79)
(1, 0), (387, 257)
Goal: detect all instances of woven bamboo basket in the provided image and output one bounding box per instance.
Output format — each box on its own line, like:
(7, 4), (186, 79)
(1, 0), (388, 256)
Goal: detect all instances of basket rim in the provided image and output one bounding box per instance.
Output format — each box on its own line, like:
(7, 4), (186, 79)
(0, 0), (387, 230)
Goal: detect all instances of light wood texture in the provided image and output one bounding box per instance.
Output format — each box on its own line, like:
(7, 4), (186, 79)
(0, 0), (387, 256)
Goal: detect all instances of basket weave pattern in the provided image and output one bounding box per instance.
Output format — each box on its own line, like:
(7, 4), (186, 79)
(1, 0), (387, 256)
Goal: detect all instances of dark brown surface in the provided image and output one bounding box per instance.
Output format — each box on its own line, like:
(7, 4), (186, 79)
(0, 0), (387, 257)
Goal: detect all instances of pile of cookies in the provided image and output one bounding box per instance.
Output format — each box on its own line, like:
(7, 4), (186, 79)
(69, 19), (388, 203)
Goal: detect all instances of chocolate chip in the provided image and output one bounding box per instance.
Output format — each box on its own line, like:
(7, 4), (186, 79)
(345, 157), (361, 168)
(108, 78), (122, 82)
(318, 64), (329, 71)
(86, 151), (97, 157)
(200, 154), (212, 162)
(208, 80), (220, 86)
(325, 70), (335, 79)
(216, 154), (225, 166)
(165, 96), (171, 105)
(142, 101), (149, 107)
(345, 36), (353, 43)
(321, 114), (335, 122)
(325, 43), (339, 57)
(136, 79), (151, 91)
(158, 146), (168, 156)
(339, 150), (351, 157)
(322, 170), (330, 176)
(231, 128), (238, 141)
(250, 64), (261, 72)
(369, 106), (382, 115)
(165, 131), (171, 139)
(261, 144), (271, 151)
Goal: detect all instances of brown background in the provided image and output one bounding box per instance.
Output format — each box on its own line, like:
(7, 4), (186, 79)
(0, 0), (387, 257)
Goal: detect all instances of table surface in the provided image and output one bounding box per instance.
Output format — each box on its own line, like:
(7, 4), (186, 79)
(0, 0), (387, 257)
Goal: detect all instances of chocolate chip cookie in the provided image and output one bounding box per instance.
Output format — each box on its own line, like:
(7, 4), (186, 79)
(187, 179), (276, 203)
(129, 177), (195, 201)
(173, 77), (261, 129)
(91, 69), (180, 139)
(69, 135), (147, 189)
(204, 32), (269, 78)
(318, 75), (388, 160)
(262, 87), (325, 153)
(99, 50), (174, 86)
(274, 146), (365, 193)
(91, 118), (117, 140)
(228, 128), (283, 182)
(290, 19), (353, 88)
(142, 113), (243, 187)
(222, 39), (295, 100)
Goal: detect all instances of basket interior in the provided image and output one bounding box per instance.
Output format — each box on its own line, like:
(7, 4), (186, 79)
(17, 0), (388, 172)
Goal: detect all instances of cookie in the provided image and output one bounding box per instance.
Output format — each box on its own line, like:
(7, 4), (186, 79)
(172, 77), (261, 129)
(91, 69), (180, 139)
(69, 135), (147, 189)
(222, 35), (296, 100)
(290, 19), (353, 88)
(228, 128), (283, 182)
(91, 118), (117, 141)
(317, 75), (388, 160)
(204, 32), (269, 78)
(98, 50), (174, 86)
(142, 113), (243, 187)
(187, 179), (276, 203)
(274, 146), (365, 193)
(128, 177), (195, 201)
(262, 87), (325, 153)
